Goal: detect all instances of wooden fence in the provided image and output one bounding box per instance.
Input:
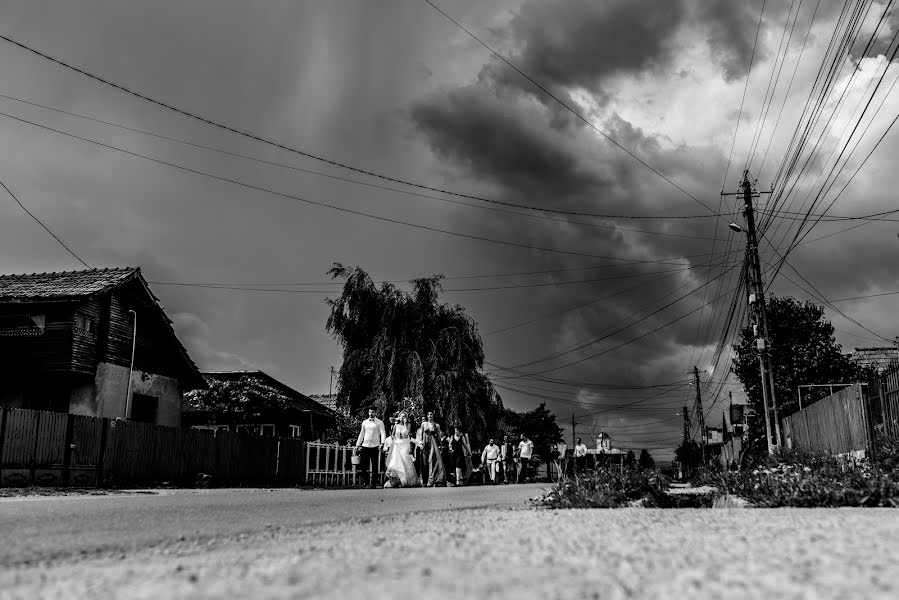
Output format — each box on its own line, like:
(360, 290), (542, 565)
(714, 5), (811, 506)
(869, 367), (899, 440)
(0, 407), (307, 488)
(781, 383), (873, 455)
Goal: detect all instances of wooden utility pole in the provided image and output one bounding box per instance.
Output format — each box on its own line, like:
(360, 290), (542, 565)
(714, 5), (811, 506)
(570, 412), (579, 447)
(694, 366), (706, 464)
(723, 171), (781, 454)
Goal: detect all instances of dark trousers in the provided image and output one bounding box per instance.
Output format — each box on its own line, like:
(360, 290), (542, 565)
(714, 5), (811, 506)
(359, 446), (380, 486)
(576, 456), (587, 473)
(517, 458), (530, 483)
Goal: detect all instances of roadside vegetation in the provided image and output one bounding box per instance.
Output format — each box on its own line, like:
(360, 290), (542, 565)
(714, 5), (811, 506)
(538, 468), (670, 509)
(539, 427), (899, 509)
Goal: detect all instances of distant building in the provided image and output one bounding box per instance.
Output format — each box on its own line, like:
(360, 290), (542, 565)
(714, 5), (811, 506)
(183, 371), (337, 439)
(0, 267), (204, 426)
(850, 347), (899, 375)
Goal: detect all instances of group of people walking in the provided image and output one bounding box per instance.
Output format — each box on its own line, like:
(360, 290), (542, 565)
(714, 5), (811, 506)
(354, 408), (537, 488)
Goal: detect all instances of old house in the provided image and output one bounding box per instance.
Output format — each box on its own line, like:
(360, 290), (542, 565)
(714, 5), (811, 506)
(182, 371), (337, 439)
(0, 267), (204, 426)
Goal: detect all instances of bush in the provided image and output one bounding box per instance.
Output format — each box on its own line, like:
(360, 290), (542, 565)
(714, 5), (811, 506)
(538, 468), (668, 509)
(692, 447), (899, 508)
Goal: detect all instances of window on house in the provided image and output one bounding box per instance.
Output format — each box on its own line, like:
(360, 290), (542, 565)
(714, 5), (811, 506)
(130, 393), (158, 424)
(216, 425), (230, 433)
(74, 313), (95, 336)
(289, 425), (301, 438)
(260, 424), (276, 437)
(236, 424), (260, 435)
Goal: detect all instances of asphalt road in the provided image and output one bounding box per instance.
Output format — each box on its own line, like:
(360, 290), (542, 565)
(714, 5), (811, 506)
(0, 484), (544, 566)
(3, 487), (899, 599)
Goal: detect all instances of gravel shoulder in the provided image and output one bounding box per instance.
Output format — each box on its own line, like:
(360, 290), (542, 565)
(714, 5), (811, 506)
(3, 506), (898, 600)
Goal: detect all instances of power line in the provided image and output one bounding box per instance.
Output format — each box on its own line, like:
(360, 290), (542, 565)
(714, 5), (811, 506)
(1, 110), (726, 265)
(0, 34), (720, 222)
(0, 93), (735, 236)
(0, 175), (90, 268)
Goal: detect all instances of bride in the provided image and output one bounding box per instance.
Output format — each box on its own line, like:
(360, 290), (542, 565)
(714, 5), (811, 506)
(383, 412), (420, 487)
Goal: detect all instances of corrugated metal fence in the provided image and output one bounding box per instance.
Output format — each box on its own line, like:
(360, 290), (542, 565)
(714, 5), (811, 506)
(0, 407), (308, 487)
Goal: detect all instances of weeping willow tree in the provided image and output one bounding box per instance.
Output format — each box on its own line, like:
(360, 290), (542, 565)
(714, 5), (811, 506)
(326, 264), (502, 446)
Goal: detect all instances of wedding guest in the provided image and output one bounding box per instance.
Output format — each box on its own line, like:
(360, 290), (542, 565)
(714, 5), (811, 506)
(448, 426), (471, 486)
(500, 435), (516, 484)
(554, 440), (568, 481)
(517, 434), (534, 483)
(417, 411), (447, 486)
(574, 438), (588, 474)
(355, 408), (387, 488)
(481, 438), (501, 484)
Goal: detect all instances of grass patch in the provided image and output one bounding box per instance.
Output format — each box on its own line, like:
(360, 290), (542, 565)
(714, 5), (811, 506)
(537, 469), (669, 509)
(691, 447), (899, 508)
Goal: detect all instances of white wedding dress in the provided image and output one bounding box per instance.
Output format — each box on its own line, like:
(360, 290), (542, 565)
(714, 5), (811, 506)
(384, 423), (420, 487)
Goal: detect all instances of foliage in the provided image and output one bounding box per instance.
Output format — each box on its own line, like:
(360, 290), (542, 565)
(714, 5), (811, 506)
(871, 424), (899, 477)
(732, 296), (868, 464)
(183, 376), (292, 425)
(320, 411), (359, 445)
(638, 449), (655, 470)
(692, 448), (899, 508)
(500, 403), (563, 460)
(538, 467), (669, 509)
(674, 439), (702, 471)
(625, 450), (636, 467)
(325, 264), (502, 447)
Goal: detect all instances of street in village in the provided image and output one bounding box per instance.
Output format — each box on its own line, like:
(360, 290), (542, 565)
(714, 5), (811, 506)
(2, 485), (899, 599)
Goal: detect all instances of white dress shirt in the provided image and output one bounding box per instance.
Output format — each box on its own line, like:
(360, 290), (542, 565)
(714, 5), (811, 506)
(356, 417), (387, 448)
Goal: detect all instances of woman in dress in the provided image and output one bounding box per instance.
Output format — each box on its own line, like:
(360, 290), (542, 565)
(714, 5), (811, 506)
(416, 411), (447, 486)
(383, 412), (419, 488)
(448, 426), (473, 486)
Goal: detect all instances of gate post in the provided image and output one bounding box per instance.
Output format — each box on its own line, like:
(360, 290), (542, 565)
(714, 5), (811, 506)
(62, 413), (75, 487)
(96, 418), (110, 488)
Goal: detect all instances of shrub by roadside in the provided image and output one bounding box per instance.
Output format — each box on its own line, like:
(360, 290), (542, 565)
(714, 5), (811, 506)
(692, 447), (899, 508)
(537, 469), (669, 509)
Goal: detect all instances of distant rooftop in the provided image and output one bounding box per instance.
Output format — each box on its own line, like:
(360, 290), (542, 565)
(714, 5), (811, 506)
(850, 347), (899, 374)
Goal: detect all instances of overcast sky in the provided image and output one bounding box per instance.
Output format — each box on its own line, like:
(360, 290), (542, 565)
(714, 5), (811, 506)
(1, 0), (897, 460)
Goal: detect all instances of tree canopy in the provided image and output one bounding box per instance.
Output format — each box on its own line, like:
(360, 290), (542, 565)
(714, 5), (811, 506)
(638, 449), (655, 470)
(183, 376), (291, 425)
(326, 264), (502, 446)
(732, 295), (867, 461)
(500, 402), (564, 460)
(625, 450), (636, 467)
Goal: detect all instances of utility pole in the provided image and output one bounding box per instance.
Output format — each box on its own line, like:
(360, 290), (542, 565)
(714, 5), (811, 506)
(724, 170), (781, 455)
(694, 366), (706, 464)
(329, 366), (336, 397)
(681, 404), (691, 477)
(570, 412), (579, 447)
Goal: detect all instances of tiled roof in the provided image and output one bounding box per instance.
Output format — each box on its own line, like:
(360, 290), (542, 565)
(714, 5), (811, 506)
(851, 347), (899, 374)
(0, 267), (137, 299)
(200, 371), (339, 418)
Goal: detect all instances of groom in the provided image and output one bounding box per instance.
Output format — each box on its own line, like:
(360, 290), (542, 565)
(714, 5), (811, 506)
(355, 408), (387, 488)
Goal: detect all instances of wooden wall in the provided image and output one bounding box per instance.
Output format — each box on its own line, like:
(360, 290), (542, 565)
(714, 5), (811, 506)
(0, 407), (308, 487)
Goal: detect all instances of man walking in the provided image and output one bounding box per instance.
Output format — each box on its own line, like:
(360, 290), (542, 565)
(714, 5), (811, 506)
(355, 408), (387, 488)
(574, 437), (588, 474)
(481, 438), (501, 484)
(517, 434), (534, 483)
(500, 435), (516, 484)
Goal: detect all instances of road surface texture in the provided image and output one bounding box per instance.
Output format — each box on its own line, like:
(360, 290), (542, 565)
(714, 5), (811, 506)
(2, 486), (898, 599)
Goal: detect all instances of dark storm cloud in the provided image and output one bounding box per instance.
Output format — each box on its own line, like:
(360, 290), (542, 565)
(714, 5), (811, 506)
(700, 0), (768, 82)
(409, 84), (607, 199)
(500, 0), (689, 93)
